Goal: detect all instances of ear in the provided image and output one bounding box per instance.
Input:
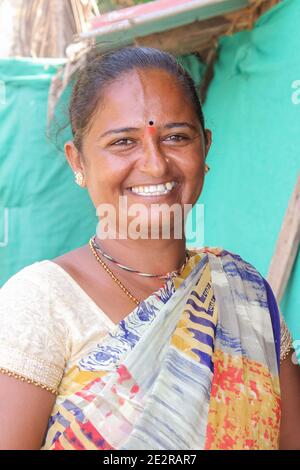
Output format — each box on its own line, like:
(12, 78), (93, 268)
(204, 129), (212, 157)
(64, 140), (85, 175)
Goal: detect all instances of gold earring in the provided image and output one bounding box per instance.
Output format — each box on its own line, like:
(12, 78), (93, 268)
(204, 164), (210, 174)
(74, 171), (85, 187)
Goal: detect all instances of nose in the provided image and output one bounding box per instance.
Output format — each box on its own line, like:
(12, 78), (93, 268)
(138, 134), (169, 177)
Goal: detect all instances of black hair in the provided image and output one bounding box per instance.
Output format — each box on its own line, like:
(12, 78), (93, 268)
(69, 46), (207, 151)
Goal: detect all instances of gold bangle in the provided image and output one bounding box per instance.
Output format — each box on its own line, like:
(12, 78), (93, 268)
(0, 367), (58, 395)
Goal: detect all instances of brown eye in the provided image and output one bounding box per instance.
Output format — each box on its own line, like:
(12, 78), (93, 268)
(164, 135), (189, 142)
(111, 138), (134, 146)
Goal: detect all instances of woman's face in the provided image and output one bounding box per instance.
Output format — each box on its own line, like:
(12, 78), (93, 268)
(66, 67), (211, 237)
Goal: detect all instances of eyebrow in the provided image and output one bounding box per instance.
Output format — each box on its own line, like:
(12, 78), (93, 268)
(98, 122), (198, 139)
(163, 122), (198, 132)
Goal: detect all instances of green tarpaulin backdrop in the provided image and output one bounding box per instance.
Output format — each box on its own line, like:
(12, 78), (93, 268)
(0, 0), (299, 339)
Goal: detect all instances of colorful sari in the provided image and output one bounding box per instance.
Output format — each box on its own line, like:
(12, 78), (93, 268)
(42, 248), (281, 450)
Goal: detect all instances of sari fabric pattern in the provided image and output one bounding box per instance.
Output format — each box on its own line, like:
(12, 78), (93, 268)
(42, 248), (280, 450)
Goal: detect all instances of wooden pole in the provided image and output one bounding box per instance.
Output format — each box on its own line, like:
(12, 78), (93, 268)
(267, 174), (300, 303)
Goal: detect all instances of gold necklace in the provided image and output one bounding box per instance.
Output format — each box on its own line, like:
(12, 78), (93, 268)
(88, 239), (191, 307)
(89, 238), (140, 305)
(91, 235), (190, 279)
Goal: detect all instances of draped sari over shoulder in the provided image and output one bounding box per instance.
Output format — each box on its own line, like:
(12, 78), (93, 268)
(41, 248), (281, 450)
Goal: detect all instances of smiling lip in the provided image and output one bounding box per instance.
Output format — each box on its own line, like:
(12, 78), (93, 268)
(126, 180), (179, 196)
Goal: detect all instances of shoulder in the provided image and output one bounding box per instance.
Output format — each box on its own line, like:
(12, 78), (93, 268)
(192, 245), (271, 290)
(1, 247), (87, 297)
(1, 260), (54, 297)
(190, 246), (259, 269)
(200, 247), (280, 338)
(0, 260), (69, 341)
(0, 259), (75, 306)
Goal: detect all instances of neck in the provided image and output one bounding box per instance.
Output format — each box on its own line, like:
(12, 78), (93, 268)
(94, 235), (187, 277)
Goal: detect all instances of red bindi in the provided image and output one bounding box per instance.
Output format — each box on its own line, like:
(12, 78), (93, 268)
(147, 126), (157, 134)
(147, 121), (156, 134)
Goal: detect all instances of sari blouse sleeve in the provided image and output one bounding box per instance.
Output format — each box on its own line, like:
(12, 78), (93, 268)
(0, 263), (67, 394)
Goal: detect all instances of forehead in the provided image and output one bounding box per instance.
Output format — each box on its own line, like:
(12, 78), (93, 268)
(93, 68), (197, 126)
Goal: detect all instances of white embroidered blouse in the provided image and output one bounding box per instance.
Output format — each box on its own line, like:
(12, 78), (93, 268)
(0, 260), (118, 394)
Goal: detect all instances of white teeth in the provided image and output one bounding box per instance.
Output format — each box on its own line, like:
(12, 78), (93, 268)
(130, 181), (177, 196)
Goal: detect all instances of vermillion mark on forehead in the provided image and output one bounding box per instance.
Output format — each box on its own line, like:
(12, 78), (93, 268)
(147, 121), (157, 135)
(133, 69), (159, 136)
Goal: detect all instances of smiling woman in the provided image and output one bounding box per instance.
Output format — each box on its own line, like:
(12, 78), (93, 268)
(0, 46), (299, 450)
